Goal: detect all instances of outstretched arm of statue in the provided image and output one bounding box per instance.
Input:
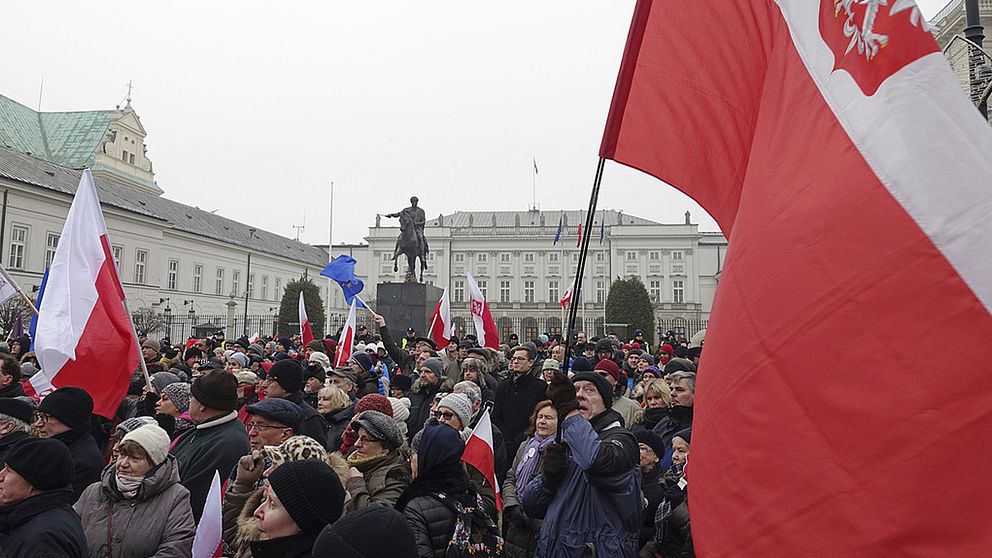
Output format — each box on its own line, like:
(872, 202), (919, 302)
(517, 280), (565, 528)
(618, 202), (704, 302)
(384, 212), (400, 218)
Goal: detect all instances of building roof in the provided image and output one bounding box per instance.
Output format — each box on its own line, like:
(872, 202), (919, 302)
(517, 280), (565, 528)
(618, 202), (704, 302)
(0, 147), (328, 266)
(427, 209), (663, 228)
(0, 94), (116, 169)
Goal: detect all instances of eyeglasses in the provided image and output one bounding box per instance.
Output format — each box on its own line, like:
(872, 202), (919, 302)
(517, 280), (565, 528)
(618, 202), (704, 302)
(247, 422), (285, 432)
(356, 435), (381, 445)
(34, 412), (52, 425)
(432, 410), (456, 421)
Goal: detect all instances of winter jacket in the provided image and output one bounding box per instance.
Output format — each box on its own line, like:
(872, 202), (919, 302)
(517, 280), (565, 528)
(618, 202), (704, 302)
(406, 378), (444, 440)
(171, 411), (250, 522)
(54, 427), (105, 502)
(438, 348), (462, 386)
(323, 404), (355, 451)
(0, 487), (86, 558)
(379, 325), (417, 376)
(656, 405), (693, 446)
(639, 464), (665, 551)
(612, 396), (642, 429)
(74, 456), (195, 558)
(283, 391), (329, 449)
(492, 371), (549, 466)
(402, 494), (461, 558)
(0, 381), (25, 399)
(0, 430), (29, 468)
(250, 531), (321, 558)
(502, 437), (545, 558)
(346, 449), (412, 510)
(521, 410), (642, 558)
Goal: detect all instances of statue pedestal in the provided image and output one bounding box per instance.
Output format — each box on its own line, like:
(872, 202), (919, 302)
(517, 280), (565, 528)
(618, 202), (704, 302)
(376, 282), (444, 336)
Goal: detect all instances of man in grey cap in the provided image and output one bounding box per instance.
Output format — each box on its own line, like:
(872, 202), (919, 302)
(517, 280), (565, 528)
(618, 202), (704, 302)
(329, 367), (359, 401)
(244, 398), (302, 453)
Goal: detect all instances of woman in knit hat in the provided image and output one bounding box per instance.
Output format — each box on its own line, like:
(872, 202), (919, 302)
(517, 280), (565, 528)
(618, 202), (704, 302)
(155, 381), (194, 440)
(338, 393), (394, 456)
(250, 459), (345, 558)
(74, 424), (195, 557)
(345, 410), (411, 511)
(653, 428), (692, 558)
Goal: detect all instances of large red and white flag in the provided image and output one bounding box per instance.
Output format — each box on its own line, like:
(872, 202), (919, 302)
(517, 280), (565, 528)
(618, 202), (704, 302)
(333, 298), (358, 368)
(427, 287), (455, 349)
(298, 291), (314, 348)
(461, 408), (501, 511)
(559, 278), (575, 309)
(191, 471), (223, 558)
(30, 170), (140, 417)
(602, 1), (992, 555)
(465, 272), (498, 350)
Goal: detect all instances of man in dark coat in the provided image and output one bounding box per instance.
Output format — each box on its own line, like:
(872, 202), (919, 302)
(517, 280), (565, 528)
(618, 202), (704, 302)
(406, 357), (446, 440)
(171, 371), (250, 522)
(0, 355), (25, 399)
(34, 386), (103, 502)
(0, 399), (33, 468)
(0, 438), (86, 557)
(263, 359), (329, 448)
(493, 345), (549, 466)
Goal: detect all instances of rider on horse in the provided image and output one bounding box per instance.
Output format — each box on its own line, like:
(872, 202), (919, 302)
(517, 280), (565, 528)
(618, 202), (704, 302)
(386, 196), (429, 261)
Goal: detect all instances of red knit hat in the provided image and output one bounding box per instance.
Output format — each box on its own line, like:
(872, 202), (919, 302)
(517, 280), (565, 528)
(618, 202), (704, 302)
(355, 394), (393, 417)
(594, 359), (622, 382)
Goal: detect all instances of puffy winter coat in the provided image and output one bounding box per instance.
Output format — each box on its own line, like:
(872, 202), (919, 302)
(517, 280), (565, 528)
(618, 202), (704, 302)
(521, 410), (642, 558)
(346, 450), (412, 510)
(74, 456), (195, 557)
(171, 411), (250, 522)
(0, 487), (86, 558)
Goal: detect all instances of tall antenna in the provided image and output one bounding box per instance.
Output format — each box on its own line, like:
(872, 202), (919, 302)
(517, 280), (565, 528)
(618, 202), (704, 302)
(37, 75), (44, 112)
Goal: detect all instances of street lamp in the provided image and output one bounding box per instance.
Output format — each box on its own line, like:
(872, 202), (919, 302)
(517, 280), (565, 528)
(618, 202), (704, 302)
(244, 228), (257, 337)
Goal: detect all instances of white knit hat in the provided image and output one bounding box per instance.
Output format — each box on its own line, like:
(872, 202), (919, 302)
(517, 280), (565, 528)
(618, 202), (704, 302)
(121, 424), (171, 466)
(388, 396), (411, 423)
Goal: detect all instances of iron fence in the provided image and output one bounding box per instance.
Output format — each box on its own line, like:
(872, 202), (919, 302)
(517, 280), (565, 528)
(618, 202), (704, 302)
(133, 312), (281, 343)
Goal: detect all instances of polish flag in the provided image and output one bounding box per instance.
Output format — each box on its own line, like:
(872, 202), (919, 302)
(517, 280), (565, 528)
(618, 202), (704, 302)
(461, 408), (501, 511)
(298, 291), (314, 348)
(559, 278), (575, 309)
(191, 471), (223, 558)
(427, 287), (455, 349)
(601, 1), (992, 555)
(465, 272), (498, 350)
(30, 170), (140, 417)
(333, 299), (357, 368)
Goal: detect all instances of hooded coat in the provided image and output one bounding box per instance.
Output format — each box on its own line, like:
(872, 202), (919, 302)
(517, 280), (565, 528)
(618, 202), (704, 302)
(521, 410), (642, 558)
(74, 456), (195, 558)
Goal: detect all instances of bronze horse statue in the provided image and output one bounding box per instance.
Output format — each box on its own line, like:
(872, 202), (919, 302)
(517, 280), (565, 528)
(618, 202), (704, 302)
(393, 210), (427, 282)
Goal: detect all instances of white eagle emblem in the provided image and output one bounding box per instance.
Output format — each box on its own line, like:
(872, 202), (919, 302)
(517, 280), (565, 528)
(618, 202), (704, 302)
(834, 0), (929, 60)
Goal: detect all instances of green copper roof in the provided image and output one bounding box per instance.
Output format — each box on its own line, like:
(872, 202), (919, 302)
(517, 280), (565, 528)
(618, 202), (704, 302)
(0, 94), (113, 168)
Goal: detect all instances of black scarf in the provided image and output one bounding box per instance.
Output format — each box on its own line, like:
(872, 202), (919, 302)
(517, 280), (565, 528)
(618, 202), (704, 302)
(395, 462), (474, 512)
(589, 408), (625, 433)
(250, 530), (321, 558)
(0, 488), (74, 532)
(642, 407), (668, 430)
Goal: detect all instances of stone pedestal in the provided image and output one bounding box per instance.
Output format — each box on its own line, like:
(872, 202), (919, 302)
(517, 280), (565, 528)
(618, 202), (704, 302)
(376, 282), (444, 335)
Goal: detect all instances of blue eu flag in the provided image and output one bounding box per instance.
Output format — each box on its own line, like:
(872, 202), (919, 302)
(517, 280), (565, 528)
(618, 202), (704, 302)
(321, 255), (366, 308)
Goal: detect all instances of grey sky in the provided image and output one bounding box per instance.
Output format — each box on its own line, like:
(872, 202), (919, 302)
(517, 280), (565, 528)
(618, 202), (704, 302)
(2, 0), (956, 246)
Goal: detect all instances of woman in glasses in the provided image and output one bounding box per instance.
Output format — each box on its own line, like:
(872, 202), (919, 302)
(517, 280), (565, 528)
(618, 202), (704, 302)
(344, 410), (412, 511)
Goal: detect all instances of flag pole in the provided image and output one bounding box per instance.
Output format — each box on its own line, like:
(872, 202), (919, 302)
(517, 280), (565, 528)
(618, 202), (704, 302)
(356, 295), (375, 313)
(122, 298), (153, 390)
(16, 288), (38, 316)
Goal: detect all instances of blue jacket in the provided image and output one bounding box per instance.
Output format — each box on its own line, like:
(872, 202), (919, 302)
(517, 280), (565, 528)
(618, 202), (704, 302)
(521, 410), (642, 558)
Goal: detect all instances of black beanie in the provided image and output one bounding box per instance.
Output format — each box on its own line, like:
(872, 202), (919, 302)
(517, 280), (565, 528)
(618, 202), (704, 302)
(570, 372), (613, 409)
(38, 386), (93, 429)
(269, 360), (303, 394)
(313, 507), (417, 558)
(191, 370), (239, 412)
(5, 438), (73, 491)
(0, 398), (34, 423)
(634, 429), (666, 458)
(267, 459), (345, 533)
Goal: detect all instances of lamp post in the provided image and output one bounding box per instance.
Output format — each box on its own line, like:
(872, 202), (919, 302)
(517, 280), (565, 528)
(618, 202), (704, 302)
(965, 0), (988, 118)
(244, 228), (257, 337)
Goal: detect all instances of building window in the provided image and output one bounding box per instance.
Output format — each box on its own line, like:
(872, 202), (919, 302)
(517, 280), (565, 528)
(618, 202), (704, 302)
(548, 266), (559, 275)
(134, 250), (147, 284)
(121, 150), (129, 162)
(477, 266), (488, 276)
(8, 226), (27, 269)
(453, 279), (465, 303)
(45, 233), (60, 269)
(596, 252), (605, 262)
(649, 251), (660, 260)
(672, 251), (684, 260)
(380, 252), (391, 262)
(548, 280), (559, 302)
(548, 252), (559, 262)
(455, 253), (465, 263)
(499, 280), (511, 303)
(673, 280), (685, 303)
(232, 270), (241, 296)
(261, 275), (268, 300)
(193, 264), (203, 293)
(112, 245), (123, 273)
(627, 251), (638, 261)
(129, 153), (135, 164)
(248, 273), (255, 298)
(167, 259), (179, 290)
(477, 280), (487, 298)
(216, 268), (225, 295)
(625, 264), (638, 274)
(596, 280), (606, 304)
(499, 253), (510, 263)
(649, 264), (662, 274)
(524, 253), (534, 262)
(649, 280), (661, 302)
(571, 253), (579, 262)
(524, 280), (535, 303)
(275, 278), (282, 299)
(477, 253), (488, 263)
(673, 264), (685, 274)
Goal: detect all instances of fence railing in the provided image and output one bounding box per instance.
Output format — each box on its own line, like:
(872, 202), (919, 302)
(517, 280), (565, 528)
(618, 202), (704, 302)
(133, 312), (281, 343)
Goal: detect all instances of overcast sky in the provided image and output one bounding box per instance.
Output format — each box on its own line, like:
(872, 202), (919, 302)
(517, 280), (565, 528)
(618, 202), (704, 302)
(3, 0), (955, 246)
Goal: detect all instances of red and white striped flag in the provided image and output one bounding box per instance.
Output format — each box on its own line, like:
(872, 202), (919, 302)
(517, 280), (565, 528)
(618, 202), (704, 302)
(333, 299), (358, 368)
(29, 170), (140, 417)
(191, 471), (223, 558)
(559, 278), (575, 309)
(428, 287), (455, 349)
(461, 408), (501, 511)
(298, 291), (314, 348)
(601, 1), (992, 555)
(465, 273), (498, 350)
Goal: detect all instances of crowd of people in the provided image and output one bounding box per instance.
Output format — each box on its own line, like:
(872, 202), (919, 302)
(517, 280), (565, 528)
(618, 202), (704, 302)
(0, 315), (701, 557)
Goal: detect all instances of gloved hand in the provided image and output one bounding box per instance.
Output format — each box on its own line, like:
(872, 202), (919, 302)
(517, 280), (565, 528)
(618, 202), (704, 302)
(547, 373), (579, 419)
(541, 442), (570, 492)
(504, 505), (528, 529)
